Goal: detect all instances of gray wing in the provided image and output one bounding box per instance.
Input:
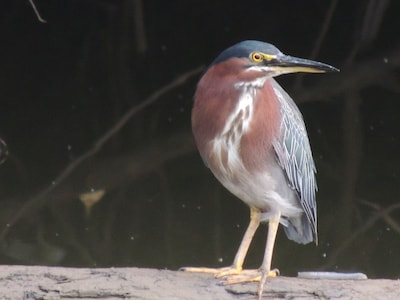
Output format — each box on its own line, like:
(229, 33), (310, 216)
(270, 79), (317, 237)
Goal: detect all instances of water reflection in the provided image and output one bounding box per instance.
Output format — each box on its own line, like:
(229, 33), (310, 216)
(0, 129), (398, 280)
(0, 88), (398, 280)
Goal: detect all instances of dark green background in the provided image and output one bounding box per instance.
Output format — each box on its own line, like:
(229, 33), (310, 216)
(0, 0), (399, 279)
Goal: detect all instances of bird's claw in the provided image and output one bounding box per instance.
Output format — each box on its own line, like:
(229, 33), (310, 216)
(268, 268), (280, 277)
(181, 264), (279, 299)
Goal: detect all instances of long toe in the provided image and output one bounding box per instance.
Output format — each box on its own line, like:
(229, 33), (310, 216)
(219, 268), (279, 285)
(180, 266), (222, 274)
(257, 269), (280, 300)
(214, 266), (244, 278)
(219, 269), (261, 285)
(180, 265), (242, 277)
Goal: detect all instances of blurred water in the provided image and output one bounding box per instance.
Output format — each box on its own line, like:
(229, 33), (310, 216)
(0, 0), (399, 281)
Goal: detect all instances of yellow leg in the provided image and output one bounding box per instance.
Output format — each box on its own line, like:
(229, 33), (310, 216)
(218, 212), (280, 291)
(257, 212), (281, 300)
(182, 208), (281, 300)
(181, 207), (261, 276)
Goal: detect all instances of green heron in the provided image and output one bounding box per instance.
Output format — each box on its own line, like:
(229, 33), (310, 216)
(183, 40), (338, 298)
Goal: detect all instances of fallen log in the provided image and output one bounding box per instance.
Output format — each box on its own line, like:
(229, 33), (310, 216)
(0, 265), (398, 299)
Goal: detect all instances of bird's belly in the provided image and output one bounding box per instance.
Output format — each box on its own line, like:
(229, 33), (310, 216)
(208, 141), (302, 219)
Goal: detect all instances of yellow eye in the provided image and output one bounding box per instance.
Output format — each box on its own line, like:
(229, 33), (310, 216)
(250, 52), (263, 62)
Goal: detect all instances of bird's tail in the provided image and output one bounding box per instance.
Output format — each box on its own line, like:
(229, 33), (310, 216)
(283, 213), (315, 245)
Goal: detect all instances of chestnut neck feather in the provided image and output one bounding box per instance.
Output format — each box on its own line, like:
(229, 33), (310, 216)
(192, 58), (281, 173)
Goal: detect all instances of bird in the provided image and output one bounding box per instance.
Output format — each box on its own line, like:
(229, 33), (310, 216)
(182, 40), (339, 299)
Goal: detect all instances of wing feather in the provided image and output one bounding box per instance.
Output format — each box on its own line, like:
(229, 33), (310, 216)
(270, 79), (317, 237)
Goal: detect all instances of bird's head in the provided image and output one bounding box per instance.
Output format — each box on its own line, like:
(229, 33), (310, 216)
(210, 40), (339, 80)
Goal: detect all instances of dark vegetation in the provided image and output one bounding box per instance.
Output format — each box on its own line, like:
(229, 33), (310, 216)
(0, 0), (399, 279)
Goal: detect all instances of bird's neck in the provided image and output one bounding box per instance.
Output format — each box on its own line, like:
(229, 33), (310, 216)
(234, 76), (269, 90)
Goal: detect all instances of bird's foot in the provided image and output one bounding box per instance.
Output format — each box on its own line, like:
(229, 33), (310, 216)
(218, 268), (279, 285)
(180, 265), (242, 277)
(181, 265), (278, 282)
(181, 265), (279, 299)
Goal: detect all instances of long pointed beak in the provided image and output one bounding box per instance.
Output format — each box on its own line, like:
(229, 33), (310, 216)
(270, 54), (339, 74)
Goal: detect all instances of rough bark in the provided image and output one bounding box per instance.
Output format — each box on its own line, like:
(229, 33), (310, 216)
(1, 265), (398, 299)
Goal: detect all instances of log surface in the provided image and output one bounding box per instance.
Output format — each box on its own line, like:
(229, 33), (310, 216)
(0, 265), (398, 299)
